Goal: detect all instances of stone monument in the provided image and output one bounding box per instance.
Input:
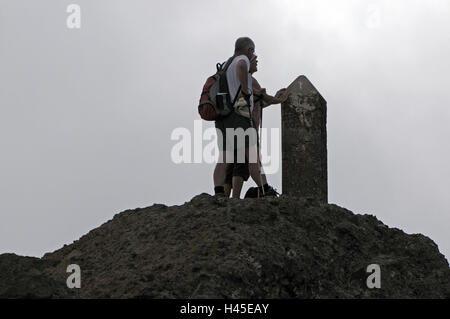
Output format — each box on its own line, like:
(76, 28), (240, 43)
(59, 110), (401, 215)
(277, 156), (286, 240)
(281, 75), (327, 202)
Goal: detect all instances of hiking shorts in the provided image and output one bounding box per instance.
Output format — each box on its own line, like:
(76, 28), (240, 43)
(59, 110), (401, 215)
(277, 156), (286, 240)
(215, 110), (257, 153)
(225, 162), (250, 185)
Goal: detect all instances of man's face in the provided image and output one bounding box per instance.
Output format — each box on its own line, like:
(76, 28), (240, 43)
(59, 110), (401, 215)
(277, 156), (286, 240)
(250, 55), (258, 73)
(246, 46), (255, 60)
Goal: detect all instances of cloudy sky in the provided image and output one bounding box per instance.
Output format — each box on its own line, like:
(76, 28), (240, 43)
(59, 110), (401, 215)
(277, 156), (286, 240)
(1, 0), (449, 261)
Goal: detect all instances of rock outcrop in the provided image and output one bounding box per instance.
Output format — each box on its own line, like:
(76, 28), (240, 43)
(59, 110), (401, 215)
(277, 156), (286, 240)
(0, 194), (448, 298)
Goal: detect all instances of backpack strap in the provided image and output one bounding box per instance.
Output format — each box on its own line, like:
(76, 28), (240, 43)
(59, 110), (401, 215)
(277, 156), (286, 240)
(220, 55), (236, 72)
(219, 55), (240, 109)
(232, 85), (242, 107)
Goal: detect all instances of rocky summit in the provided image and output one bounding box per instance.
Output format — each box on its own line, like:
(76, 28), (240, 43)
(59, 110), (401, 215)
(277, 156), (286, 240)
(0, 193), (449, 298)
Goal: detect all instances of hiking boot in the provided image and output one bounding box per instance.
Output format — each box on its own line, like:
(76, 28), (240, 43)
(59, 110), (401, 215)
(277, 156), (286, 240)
(244, 185), (279, 198)
(244, 187), (259, 198)
(263, 185), (279, 197)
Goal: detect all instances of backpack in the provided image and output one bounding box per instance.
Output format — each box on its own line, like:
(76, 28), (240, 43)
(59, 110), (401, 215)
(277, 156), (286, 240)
(198, 56), (241, 121)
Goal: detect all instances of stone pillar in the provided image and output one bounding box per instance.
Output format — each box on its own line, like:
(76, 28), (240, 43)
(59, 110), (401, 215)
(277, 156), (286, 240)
(281, 75), (327, 202)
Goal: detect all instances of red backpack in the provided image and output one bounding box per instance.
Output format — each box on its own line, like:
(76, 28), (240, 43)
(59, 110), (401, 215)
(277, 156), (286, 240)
(198, 56), (241, 121)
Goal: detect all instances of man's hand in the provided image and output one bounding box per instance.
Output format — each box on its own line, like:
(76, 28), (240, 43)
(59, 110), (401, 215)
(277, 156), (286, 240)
(260, 88), (289, 107)
(254, 87), (266, 96)
(274, 88), (289, 103)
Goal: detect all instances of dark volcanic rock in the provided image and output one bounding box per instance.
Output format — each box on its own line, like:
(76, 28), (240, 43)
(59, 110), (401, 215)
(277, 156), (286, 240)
(0, 254), (66, 298)
(0, 194), (449, 298)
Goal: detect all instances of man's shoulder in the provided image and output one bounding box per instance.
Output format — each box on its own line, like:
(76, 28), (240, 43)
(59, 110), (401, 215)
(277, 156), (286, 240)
(226, 55), (249, 76)
(232, 55), (250, 65)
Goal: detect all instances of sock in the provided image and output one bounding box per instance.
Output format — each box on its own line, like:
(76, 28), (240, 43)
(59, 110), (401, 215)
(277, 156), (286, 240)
(214, 186), (225, 195)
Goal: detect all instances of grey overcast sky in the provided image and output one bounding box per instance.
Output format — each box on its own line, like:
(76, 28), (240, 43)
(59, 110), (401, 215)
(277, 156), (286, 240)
(1, 0), (449, 260)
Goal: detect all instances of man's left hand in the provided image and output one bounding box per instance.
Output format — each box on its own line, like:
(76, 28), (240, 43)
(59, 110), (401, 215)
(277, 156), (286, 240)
(275, 88), (289, 103)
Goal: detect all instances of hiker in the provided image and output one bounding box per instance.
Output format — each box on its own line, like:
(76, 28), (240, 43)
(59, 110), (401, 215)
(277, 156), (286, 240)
(213, 37), (262, 197)
(224, 54), (289, 198)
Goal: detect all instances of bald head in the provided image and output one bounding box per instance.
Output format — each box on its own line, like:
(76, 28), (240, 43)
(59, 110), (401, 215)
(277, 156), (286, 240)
(234, 37), (255, 58)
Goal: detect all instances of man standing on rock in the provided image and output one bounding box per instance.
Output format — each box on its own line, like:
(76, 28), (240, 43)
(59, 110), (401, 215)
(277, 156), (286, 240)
(224, 54), (289, 198)
(213, 37), (263, 197)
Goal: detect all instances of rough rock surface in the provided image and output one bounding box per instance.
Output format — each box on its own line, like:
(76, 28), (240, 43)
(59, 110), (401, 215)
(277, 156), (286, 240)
(0, 194), (449, 298)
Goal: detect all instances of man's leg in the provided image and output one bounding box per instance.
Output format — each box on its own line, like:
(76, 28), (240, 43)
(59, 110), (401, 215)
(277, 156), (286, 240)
(213, 119), (229, 196)
(231, 157), (250, 199)
(224, 183), (232, 197)
(261, 174), (268, 185)
(248, 162), (263, 187)
(224, 111), (264, 196)
(231, 176), (244, 198)
(213, 151), (229, 195)
(246, 144), (263, 188)
(248, 145), (279, 197)
(224, 162), (234, 197)
(258, 160), (268, 186)
(242, 148), (278, 198)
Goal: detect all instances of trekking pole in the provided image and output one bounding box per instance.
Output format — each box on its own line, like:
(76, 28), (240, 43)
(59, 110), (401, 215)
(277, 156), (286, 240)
(257, 101), (266, 196)
(256, 124), (265, 197)
(246, 99), (265, 197)
(257, 99), (265, 197)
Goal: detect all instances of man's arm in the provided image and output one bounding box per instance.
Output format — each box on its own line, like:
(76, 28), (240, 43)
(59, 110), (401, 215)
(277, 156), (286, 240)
(237, 59), (250, 95)
(261, 88), (289, 107)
